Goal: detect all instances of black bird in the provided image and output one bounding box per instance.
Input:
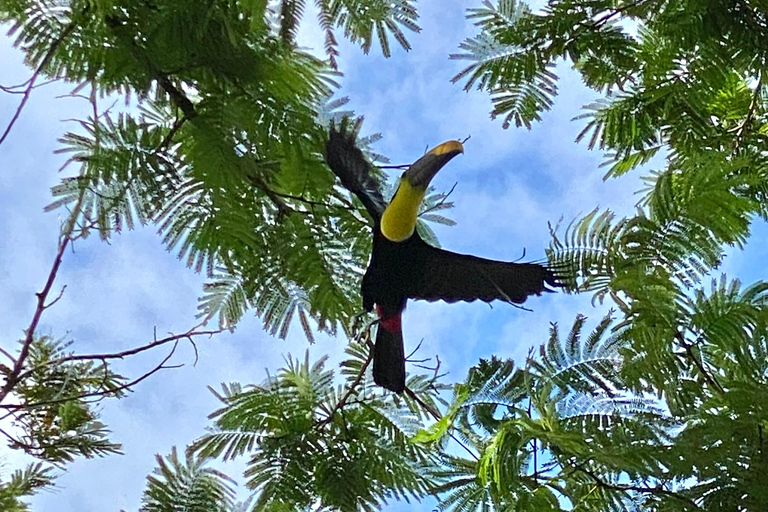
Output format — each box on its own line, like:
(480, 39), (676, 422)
(325, 122), (562, 393)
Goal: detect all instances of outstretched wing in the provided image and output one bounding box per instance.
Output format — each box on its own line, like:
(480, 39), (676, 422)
(324, 119), (387, 222)
(407, 238), (564, 304)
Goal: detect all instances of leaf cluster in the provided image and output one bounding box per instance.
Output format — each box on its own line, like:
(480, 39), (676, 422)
(138, 447), (238, 512)
(189, 344), (448, 511)
(452, 0), (768, 168)
(425, 315), (677, 512)
(0, 464), (55, 512)
(0, 0), (433, 342)
(4, 336), (123, 464)
(446, 2), (768, 509)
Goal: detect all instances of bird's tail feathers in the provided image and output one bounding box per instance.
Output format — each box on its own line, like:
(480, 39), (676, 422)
(373, 321), (406, 393)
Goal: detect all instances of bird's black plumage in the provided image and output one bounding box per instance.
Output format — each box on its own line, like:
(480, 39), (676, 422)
(325, 120), (564, 393)
(364, 227), (561, 308)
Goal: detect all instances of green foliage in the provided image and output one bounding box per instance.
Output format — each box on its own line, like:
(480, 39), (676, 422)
(329, 0), (420, 58)
(138, 447), (238, 512)
(441, 3), (768, 509)
(0, 464), (55, 512)
(7, 0), (768, 510)
(427, 317), (672, 512)
(0, 0), (435, 343)
(453, 0), (768, 163)
(5, 336), (124, 463)
(450, 0), (560, 129)
(191, 346), (446, 511)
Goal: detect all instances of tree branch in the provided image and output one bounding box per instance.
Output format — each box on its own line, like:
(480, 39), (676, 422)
(317, 344), (374, 427)
(10, 325), (223, 388)
(5, 342), (183, 412)
(418, 182), (457, 217)
(0, 21), (76, 148)
(733, 72), (763, 151)
(0, 188), (86, 405)
(157, 114), (187, 151)
(155, 75), (198, 121)
(577, 465), (700, 509)
(246, 173), (295, 220)
(675, 332), (724, 394)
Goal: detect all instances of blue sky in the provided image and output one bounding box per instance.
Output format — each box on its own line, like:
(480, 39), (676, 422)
(2, 2), (767, 511)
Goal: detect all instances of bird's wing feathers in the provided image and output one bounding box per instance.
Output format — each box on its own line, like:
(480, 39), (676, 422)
(407, 239), (563, 304)
(325, 120), (387, 222)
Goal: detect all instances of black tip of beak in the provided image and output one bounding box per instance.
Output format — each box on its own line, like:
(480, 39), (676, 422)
(404, 140), (464, 188)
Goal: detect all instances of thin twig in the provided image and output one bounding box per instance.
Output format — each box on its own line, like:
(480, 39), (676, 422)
(318, 344), (374, 427)
(419, 182), (457, 217)
(404, 386), (479, 461)
(675, 332), (724, 394)
(0, 347), (17, 365)
(0, 21), (77, 148)
(578, 465), (700, 509)
(589, 0), (656, 30)
(60, 328), (219, 364)
(246, 174), (295, 219)
(0, 426), (34, 452)
(0, 188), (86, 405)
(0, 78), (59, 94)
(5, 343), (182, 411)
(43, 285), (67, 310)
(404, 339), (425, 361)
(733, 72), (763, 151)
(157, 114), (187, 151)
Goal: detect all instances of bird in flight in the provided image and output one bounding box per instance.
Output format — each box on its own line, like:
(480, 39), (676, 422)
(325, 120), (564, 393)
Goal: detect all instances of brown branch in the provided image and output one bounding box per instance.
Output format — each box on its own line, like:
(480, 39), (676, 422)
(246, 174), (295, 219)
(0, 21), (77, 148)
(0, 189), (86, 405)
(0, 347), (17, 365)
(57, 327), (221, 365)
(733, 72), (763, 151)
(0, 426), (35, 453)
(589, 0), (657, 30)
(5, 342), (183, 412)
(418, 182), (457, 217)
(158, 116), (187, 150)
(155, 75), (198, 120)
(11, 326), (222, 387)
(43, 285), (67, 310)
(674, 332), (724, 394)
(578, 465), (700, 509)
(0, 78), (59, 95)
(317, 345), (374, 427)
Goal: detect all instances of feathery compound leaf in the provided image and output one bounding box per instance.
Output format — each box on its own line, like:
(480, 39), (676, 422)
(488, 68), (558, 129)
(192, 352), (439, 511)
(140, 447), (237, 512)
(531, 313), (626, 397)
(330, 0), (420, 57)
(197, 268), (251, 331)
(0, 463), (55, 512)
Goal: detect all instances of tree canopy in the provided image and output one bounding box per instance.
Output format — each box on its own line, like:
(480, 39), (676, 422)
(1, 0), (768, 510)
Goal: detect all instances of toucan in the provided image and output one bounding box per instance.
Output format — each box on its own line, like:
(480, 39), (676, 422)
(325, 121), (563, 393)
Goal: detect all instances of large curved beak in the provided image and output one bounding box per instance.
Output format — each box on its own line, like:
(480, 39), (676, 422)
(404, 140), (464, 188)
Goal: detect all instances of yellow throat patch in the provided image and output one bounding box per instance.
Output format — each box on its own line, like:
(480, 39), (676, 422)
(380, 178), (425, 242)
